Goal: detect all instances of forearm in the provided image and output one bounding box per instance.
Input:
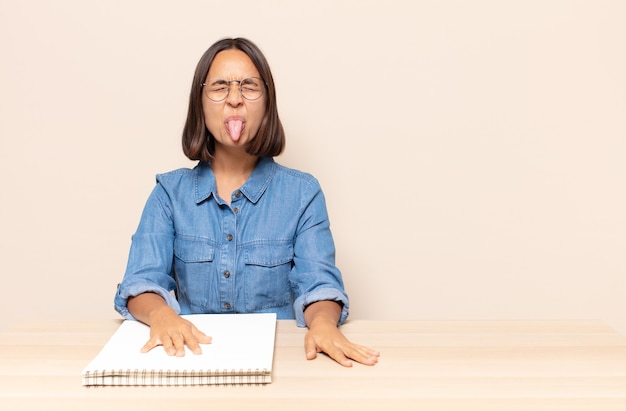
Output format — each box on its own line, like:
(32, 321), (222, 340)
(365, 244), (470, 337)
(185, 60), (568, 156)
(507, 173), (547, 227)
(127, 292), (175, 326)
(304, 300), (342, 329)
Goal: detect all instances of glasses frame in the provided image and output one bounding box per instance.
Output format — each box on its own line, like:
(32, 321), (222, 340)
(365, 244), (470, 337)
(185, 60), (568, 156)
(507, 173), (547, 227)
(202, 77), (266, 102)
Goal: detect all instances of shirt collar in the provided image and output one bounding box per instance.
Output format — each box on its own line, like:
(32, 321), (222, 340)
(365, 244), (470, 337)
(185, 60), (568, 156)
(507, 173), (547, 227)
(194, 157), (275, 204)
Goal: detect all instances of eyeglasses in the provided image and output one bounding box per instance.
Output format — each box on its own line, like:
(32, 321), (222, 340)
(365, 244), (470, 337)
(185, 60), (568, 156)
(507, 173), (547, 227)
(202, 77), (265, 102)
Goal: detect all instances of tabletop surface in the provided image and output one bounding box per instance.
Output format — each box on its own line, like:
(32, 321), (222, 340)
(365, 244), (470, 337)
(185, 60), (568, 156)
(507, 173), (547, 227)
(1, 318), (625, 410)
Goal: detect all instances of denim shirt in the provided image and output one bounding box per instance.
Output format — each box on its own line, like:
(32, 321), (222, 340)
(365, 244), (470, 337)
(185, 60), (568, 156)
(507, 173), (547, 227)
(114, 157), (349, 327)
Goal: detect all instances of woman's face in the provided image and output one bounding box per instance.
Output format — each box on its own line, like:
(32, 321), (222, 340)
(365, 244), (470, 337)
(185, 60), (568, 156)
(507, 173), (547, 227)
(202, 49), (266, 153)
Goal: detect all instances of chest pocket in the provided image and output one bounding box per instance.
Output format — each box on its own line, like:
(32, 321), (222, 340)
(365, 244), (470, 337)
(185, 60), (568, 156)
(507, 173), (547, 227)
(173, 237), (216, 309)
(243, 243), (294, 311)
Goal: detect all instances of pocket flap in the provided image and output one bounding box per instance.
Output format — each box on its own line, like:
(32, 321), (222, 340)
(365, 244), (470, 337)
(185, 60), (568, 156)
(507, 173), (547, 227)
(244, 243), (294, 267)
(174, 238), (215, 263)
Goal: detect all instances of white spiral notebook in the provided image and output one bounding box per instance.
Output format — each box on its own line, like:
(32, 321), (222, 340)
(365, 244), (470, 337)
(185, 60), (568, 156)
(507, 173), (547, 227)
(82, 313), (277, 386)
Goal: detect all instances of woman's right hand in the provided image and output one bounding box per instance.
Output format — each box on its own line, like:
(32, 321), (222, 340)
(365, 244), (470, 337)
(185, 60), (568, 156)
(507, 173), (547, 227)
(128, 293), (212, 356)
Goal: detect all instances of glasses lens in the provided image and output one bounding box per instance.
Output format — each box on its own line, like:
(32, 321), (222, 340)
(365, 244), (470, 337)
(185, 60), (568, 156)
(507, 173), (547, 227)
(203, 78), (264, 102)
(240, 77), (264, 101)
(204, 80), (229, 102)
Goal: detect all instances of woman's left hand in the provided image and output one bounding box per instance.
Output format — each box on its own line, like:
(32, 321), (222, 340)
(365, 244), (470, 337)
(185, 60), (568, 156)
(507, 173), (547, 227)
(303, 301), (380, 367)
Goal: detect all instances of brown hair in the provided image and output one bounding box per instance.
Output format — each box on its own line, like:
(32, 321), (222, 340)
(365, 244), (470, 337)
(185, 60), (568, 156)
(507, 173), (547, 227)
(182, 38), (285, 161)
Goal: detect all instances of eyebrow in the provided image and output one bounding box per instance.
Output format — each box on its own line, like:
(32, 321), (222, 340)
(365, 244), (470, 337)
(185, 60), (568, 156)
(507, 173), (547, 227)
(207, 77), (259, 84)
(207, 79), (229, 86)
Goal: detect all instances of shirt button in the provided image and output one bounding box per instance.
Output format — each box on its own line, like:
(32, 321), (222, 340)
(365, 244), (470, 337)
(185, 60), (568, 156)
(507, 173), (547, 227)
(233, 207), (239, 214)
(234, 190), (241, 198)
(224, 302), (231, 309)
(224, 270), (230, 278)
(226, 234), (233, 241)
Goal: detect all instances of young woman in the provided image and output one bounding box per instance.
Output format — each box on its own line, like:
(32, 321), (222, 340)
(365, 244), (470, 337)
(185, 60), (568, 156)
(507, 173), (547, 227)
(114, 38), (379, 367)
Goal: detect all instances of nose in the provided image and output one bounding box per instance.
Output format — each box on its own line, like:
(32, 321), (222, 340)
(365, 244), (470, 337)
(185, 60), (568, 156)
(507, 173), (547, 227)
(226, 81), (243, 106)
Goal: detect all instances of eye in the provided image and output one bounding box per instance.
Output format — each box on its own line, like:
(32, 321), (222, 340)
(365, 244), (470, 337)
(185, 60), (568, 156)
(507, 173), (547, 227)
(211, 82), (228, 91)
(241, 79), (261, 91)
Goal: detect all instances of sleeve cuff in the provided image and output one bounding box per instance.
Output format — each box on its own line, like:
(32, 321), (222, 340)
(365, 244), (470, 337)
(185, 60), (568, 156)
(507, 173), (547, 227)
(114, 282), (181, 320)
(293, 288), (350, 328)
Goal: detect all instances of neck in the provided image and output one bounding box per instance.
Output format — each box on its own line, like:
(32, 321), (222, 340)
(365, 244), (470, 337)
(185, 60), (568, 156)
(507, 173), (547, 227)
(211, 146), (259, 203)
(211, 144), (258, 173)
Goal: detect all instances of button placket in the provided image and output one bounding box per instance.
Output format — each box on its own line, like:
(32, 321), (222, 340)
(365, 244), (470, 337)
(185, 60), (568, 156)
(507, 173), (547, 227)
(220, 189), (243, 313)
(219, 199), (237, 313)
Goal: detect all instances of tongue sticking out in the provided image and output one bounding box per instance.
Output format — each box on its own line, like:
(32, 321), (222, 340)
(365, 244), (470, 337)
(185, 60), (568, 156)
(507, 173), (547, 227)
(226, 119), (243, 142)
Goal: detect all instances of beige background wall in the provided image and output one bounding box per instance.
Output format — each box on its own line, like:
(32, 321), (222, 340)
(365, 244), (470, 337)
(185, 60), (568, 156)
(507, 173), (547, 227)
(1, 0), (624, 333)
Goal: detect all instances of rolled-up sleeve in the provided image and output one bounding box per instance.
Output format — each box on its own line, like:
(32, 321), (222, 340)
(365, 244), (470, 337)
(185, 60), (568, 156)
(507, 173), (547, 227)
(289, 179), (350, 327)
(114, 183), (180, 319)
(294, 288), (349, 327)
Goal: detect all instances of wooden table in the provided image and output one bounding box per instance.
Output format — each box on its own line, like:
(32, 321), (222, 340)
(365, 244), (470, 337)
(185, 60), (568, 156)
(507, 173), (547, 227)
(1, 319), (625, 410)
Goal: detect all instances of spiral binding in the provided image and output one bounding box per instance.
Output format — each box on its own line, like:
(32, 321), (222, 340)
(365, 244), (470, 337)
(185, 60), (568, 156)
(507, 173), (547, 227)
(82, 368), (271, 386)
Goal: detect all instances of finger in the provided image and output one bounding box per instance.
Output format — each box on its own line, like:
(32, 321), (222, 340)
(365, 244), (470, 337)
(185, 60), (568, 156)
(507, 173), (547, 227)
(325, 345), (353, 367)
(350, 343), (380, 359)
(158, 334), (176, 356)
(348, 349), (379, 365)
(183, 327), (210, 355)
(160, 333), (184, 356)
(303, 333), (319, 360)
(140, 337), (160, 354)
(174, 330), (202, 357)
(311, 336), (353, 367)
(343, 343), (380, 366)
(185, 326), (212, 354)
(192, 326), (213, 345)
(171, 333), (186, 357)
